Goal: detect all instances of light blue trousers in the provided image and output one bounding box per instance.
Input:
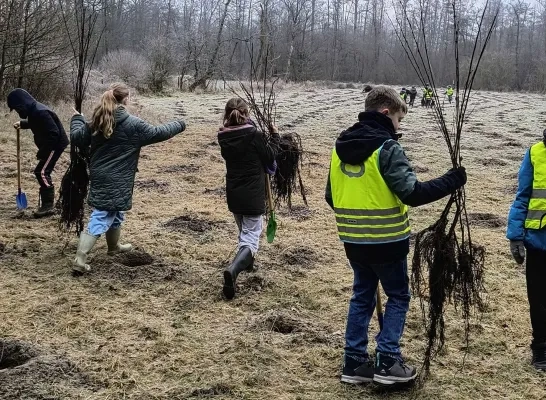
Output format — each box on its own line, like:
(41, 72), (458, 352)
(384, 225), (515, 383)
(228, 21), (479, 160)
(87, 210), (125, 237)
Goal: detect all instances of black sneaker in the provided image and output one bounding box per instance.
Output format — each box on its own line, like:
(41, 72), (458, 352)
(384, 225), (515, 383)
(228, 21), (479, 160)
(532, 345), (546, 372)
(373, 353), (417, 385)
(341, 357), (374, 384)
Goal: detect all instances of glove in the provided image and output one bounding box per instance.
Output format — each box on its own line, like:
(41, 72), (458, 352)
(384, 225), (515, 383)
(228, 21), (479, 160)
(510, 240), (526, 265)
(451, 166), (467, 188)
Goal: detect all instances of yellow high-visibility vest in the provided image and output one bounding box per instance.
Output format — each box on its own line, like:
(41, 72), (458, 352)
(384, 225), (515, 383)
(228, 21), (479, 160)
(525, 142), (546, 230)
(329, 144), (411, 244)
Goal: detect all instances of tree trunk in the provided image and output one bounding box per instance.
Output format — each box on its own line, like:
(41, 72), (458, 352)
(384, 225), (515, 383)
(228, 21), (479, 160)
(189, 0), (232, 91)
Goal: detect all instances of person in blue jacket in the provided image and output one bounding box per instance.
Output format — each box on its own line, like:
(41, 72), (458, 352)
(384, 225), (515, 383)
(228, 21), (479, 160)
(507, 129), (546, 372)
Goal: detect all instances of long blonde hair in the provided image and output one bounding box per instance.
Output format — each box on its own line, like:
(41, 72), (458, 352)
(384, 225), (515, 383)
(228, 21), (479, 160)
(91, 83), (130, 139)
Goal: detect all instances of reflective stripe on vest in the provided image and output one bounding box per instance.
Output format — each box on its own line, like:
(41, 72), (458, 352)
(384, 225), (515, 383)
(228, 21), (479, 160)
(525, 142), (546, 230)
(329, 144), (411, 244)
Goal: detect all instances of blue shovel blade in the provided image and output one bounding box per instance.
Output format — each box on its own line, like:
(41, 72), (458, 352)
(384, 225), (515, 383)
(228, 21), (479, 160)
(16, 193), (28, 210)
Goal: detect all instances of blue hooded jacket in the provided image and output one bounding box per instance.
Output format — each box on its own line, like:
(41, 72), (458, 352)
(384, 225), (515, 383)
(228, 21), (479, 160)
(507, 136), (546, 252)
(7, 88), (69, 159)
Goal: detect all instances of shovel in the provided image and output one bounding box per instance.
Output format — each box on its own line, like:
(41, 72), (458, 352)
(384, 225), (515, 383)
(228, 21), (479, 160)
(376, 288), (384, 332)
(15, 127), (28, 210)
(265, 174), (277, 243)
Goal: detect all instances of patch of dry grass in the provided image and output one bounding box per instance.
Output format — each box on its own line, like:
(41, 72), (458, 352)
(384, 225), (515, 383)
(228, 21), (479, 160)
(0, 88), (545, 399)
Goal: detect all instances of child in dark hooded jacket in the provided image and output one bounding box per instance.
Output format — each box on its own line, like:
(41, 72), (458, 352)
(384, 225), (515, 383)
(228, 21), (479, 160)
(7, 88), (69, 217)
(218, 98), (279, 300)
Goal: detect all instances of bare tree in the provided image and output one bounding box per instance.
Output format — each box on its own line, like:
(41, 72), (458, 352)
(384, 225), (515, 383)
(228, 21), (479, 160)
(60, 0), (106, 111)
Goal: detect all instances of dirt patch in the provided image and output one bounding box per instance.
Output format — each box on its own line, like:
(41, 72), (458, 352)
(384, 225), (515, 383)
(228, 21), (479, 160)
(239, 274), (270, 294)
(0, 340), (38, 370)
(188, 383), (234, 397)
(134, 179), (169, 192)
(164, 214), (223, 234)
(468, 213), (506, 228)
(251, 310), (336, 345)
(183, 175), (203, 184)
(0, 339), (97, 399)
(412, 165), (430, 173)
(480, 158), (508, 167)
(503, 139), (523, 147)
(162, 164), (200, 173)
(281, 246), (319, 268)
(278, 205), (314, 221)
(89, 250), (179, 283)
(203, 187), (226, 197)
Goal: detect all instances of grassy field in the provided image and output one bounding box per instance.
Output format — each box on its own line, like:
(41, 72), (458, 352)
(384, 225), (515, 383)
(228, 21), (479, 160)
(0, 85), (545, 399)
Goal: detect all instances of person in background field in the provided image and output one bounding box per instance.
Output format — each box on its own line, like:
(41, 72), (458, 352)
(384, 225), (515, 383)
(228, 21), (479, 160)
(325, 86), (466, 386)
(408, 86), (417, 107)
(399, 88), (408, 104)
(446, 85), (454, 104)
(7, 88), (69, 218)
(218, 98), (279, 300)
(69, 82), (186, 275)
(507, 129), (546, 372)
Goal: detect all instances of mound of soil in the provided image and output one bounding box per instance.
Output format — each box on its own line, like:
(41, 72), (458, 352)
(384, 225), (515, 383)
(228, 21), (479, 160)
(281, 246), (319, 268)
(134, 179), (169, 192)
(165, 214), (222, 234)
(89, 250), (179, 283)
(468, 213), (506, 228)
(162, 164), (200, 173)
(279, 205), (314, 222)
(0, 339), (97, 399)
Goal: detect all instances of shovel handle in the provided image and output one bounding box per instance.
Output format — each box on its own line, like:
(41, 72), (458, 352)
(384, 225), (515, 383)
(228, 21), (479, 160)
(265, 174), (274, 212)
(16, 127), (22, 191)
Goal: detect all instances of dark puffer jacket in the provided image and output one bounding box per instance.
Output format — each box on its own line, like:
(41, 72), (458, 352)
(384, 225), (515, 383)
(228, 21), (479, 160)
(7, 88), (69, 159)
(71, 108), (185, 211)
(218, 123), (278, 215)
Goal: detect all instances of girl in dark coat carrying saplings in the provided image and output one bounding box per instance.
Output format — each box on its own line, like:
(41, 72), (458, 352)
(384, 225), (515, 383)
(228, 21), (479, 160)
(7, 89), (69, 218)
(218, 98), (279, 299)
(69, 83), (186, 274)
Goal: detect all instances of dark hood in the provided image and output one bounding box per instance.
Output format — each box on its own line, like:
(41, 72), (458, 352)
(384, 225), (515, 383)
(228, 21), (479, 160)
(335, 111), (398, 164)
(218, 123), (256, 156)
(7, 88), (36, 119)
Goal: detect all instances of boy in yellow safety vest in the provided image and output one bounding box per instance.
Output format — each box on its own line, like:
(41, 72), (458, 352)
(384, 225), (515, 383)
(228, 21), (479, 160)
(507, 129), (546, 371)
(325, 86), (466, 386)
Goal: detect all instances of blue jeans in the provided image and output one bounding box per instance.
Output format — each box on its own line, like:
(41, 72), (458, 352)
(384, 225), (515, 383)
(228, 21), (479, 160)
(344, 258), (411, 362)
(87, 210), (125, 236)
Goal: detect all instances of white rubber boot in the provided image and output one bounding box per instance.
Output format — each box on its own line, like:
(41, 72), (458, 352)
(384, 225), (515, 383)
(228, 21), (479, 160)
(72, 233), (98, 274)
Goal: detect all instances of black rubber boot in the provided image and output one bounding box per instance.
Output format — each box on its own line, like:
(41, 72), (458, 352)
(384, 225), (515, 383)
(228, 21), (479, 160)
(223, 247), (254, 300)
(532, 343), (546, 372)
(34, 187), (55, 218)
